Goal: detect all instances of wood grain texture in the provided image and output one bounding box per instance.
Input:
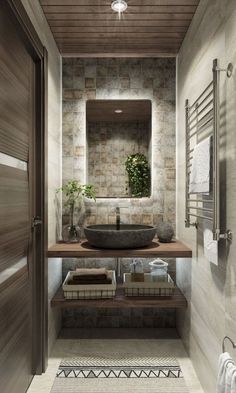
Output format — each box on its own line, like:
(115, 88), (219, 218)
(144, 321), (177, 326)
(49, 19), (191, 27)
(42, 5), (197, 13)
(41, 0), (199, 5)
(48, 239), (192, 258)
(0, 266), (32, 393)
(0, 3), (35, 392)
(0, 8), (31, 162)
(39, 0), (200, 56)
(51, 284), (187, 308)
(0, 165), (29, 273)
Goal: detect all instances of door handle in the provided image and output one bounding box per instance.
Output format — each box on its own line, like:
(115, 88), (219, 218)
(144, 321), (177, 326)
(32, 216), (42, 229)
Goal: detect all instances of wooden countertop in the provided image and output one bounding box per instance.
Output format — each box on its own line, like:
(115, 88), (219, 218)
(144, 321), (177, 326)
(48, 239), (192, 259)
(51, 285), (187, 309)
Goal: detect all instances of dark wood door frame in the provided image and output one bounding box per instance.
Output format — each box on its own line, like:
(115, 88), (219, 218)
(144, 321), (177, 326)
(3, 0), (48, 375)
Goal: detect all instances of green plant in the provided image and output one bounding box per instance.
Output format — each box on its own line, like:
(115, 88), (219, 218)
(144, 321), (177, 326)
(125, 153), (150, 197)
(57, 180), (96, 222)
(57, 180), (96, 243)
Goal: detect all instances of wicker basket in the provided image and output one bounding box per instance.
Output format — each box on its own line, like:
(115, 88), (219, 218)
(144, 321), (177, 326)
(63, 270), (116, 299)
(123, 273), (175, 297)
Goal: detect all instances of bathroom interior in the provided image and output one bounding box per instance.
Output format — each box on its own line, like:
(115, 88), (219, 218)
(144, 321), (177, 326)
(1, 0), (236, 393)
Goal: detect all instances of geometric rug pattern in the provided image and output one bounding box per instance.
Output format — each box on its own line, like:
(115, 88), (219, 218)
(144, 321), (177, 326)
(50, 340), (189, 392)
(57, 366), (183, 379)
(56, 355), (183, 379)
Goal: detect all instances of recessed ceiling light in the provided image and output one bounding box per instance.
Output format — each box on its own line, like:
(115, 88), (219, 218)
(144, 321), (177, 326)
(115, 109), (123, 113)
(111, 0), (128, 14)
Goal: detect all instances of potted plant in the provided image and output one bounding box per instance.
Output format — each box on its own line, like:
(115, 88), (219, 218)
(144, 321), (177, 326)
(125, 153), (151, 197)
(57, 180), (96, 243)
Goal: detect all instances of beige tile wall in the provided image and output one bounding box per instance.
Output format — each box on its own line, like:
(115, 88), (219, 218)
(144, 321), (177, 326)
(61, 58), (177, 329)
(87, 121), (151, 197)
(21, 0), (62, 355)
(62, 58), (176, 229)
(176, 1), (236, 392)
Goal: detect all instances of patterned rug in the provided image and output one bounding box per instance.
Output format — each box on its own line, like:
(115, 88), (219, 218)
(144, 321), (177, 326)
(51, 352), (188, 392)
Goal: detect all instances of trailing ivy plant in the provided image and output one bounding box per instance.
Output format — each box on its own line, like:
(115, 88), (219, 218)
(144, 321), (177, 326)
(125, 153), (150, 197)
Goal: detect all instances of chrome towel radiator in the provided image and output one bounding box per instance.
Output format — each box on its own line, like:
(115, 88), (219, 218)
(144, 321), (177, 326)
(185, 59), (233, 241)
(222, 336), (236, 353)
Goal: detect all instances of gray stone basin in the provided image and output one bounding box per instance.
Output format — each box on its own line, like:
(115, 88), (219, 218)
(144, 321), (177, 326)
(84, 224), (157, 249)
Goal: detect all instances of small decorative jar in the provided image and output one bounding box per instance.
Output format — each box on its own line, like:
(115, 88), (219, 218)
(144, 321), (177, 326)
(149, 259), (168, 282)
(130, 259), (144, 282)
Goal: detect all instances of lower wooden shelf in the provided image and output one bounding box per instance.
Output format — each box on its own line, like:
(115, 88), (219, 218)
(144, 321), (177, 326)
(51, 285), (187, 309)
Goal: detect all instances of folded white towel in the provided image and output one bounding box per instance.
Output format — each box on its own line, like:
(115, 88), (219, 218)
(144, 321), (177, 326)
(226, 363), (236, 393)
(217, 353), (235, 393)
(203, 220), (218, 265)
(189, 136), (211, 194)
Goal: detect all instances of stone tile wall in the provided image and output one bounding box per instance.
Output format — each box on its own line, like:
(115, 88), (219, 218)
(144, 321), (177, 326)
(62, 58), (176, 329)
(87, 121), (151, 197)
(62, 257), (176, 329)
(62, 58), (176, 229)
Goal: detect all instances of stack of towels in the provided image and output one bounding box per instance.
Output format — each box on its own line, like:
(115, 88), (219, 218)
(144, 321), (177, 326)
(217, 353), (236, 393)
(68, 268), (112, 285)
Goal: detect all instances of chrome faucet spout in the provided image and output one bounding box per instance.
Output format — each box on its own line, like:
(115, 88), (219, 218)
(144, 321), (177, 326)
(116, 207), (120, 230)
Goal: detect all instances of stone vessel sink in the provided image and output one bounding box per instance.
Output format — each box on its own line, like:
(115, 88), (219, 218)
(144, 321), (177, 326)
(84, 224), (156, 249)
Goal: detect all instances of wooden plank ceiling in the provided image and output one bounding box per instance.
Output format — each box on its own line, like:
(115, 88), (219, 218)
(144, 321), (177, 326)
(40, 0), (200, 57)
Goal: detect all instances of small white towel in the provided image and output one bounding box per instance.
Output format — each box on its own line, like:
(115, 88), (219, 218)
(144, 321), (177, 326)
(203, 220), (218, 265)
(226, 363), (236, 393)
(189, 136), (211, 194)
(217, 353), (234, 393)
(231, 368), (236, 393)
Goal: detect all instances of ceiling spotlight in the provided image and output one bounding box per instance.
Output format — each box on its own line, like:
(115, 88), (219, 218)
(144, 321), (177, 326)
(111, 0), (128, 14)
(115, 109), (123, 113)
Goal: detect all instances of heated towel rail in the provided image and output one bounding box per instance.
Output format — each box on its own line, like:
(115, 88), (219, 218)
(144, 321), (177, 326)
(185, 59), (233, 242)
(222, 336), (236, 353)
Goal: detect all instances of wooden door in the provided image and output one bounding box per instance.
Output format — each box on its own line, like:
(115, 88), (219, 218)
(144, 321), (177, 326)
(0, 2), (46, 392)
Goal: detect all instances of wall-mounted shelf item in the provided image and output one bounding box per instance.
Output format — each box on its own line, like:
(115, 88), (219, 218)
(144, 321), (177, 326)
(185, 58), (233, 242)
(51, 285), (187, 309)
(48, 239), (192, 259)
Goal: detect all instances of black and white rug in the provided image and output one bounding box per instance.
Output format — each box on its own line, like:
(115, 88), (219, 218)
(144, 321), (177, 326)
(56, 356), (183, 379)
(51, 351), (188, 392)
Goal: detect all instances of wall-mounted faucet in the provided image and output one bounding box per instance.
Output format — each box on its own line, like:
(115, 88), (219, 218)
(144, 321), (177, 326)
(116, 207), (120, 230)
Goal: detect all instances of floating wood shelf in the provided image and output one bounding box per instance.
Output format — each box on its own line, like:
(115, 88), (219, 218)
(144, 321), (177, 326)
(51, 285), (187, 309)
(48, 239), (192, 259)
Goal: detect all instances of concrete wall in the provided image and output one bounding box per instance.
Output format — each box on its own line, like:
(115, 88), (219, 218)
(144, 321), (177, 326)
(21, 0), (62, 354)
(176, 1), (236, 392)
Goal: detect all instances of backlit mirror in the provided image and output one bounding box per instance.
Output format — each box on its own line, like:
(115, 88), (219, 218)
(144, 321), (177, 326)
(86, 99), (152, 198)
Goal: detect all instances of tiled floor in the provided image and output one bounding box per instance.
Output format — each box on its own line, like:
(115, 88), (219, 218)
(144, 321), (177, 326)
(27, 334), (205, 393)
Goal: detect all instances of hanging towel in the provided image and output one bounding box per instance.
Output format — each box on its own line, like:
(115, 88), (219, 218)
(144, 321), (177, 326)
(189, 136), (211, 194)
(203, 219), (218, 265)
(231, 368), (236, 393)
(225, 363), (236, 393)
(217, 352), (234, 393)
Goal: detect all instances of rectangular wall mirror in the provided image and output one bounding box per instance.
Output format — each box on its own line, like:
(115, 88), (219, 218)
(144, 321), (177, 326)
(86, 99), (152, 198)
